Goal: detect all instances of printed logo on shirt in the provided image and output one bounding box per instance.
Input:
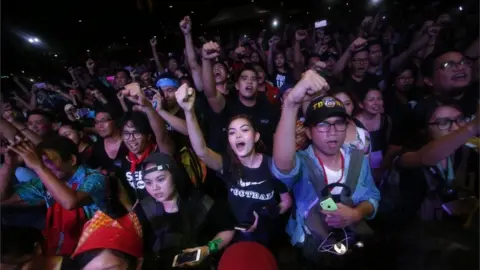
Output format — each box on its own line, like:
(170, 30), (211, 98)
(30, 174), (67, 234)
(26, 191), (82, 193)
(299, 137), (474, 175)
(239, 179), (266, 187)
(276, 74), (286, 88)
(230, 188), (274, 200)
(260, 119), (270, 124)
(125, 171), (145, 190)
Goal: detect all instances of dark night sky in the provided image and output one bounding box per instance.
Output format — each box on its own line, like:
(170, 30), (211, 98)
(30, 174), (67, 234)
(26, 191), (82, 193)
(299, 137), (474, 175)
(1, 0), (474, 76)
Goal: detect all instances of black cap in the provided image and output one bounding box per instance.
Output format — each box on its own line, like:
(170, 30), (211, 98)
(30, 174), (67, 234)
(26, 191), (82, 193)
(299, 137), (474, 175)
(304, 96), (349, 126)
(141, 152), (179, 176)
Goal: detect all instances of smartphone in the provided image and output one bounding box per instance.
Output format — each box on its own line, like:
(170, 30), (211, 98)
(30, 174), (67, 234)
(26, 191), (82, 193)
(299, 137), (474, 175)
(442, 196), (477, 217)
(172, 249), (201, 267)
(315, 20), (327, 29)
(144, 89), (156, 100)
(34, 82), (47, 89)
(234, 223), (252, 231)
(319, 197), (338, 211)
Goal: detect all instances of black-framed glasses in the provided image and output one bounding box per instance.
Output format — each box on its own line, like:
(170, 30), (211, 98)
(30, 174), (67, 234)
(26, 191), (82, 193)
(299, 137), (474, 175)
(428, 116), (467, 131)
(122, 132), (143, 140)
(437, 59), (472, 71)
(315, 120), (348, 132)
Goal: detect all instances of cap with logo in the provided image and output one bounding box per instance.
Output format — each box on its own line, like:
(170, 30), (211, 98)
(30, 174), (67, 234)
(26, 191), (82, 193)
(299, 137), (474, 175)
(141, 152), (179, 176)
(304, 95), (349, 126)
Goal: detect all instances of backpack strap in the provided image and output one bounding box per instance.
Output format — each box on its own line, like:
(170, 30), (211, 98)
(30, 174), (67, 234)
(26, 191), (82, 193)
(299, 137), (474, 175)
(139, 197), (165, 252)
(340, 149), (365, 206)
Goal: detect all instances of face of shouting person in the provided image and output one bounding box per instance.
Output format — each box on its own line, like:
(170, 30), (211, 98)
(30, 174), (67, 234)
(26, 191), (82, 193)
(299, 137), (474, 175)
(227, 117), (260, 158)
(235, 69), (258, 100)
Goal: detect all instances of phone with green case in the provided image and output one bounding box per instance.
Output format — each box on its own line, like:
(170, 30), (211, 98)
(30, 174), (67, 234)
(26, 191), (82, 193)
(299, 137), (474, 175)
(320, 197), (338, 211)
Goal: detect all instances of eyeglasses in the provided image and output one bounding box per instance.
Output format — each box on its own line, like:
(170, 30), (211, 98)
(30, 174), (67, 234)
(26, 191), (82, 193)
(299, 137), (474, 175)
(437, 59), (472, 71)
(122, 132), (143, 140)
(315, 120), (348, 132)
(428, 116), (467, 131)
(352, 58), (369, 64)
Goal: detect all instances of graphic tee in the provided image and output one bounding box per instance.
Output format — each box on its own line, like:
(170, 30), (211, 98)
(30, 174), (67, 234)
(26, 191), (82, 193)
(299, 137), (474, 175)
(218, 154), (288, 224)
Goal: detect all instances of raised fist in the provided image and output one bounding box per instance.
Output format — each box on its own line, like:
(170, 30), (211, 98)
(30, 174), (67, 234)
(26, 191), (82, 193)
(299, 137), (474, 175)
(179, 16), (192, 35)
(202, 42), (221, 60)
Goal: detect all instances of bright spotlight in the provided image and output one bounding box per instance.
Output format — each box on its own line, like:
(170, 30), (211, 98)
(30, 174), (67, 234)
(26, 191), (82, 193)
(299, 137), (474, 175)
(370, 0), (381, 5)
(29, 78), (34, 82)
(458, 6), (463, 11)
(33, 38), (39, 42)
(28, 38), (34, 43)
(54, 54), (58, 57)
(272, 19), (278, 28)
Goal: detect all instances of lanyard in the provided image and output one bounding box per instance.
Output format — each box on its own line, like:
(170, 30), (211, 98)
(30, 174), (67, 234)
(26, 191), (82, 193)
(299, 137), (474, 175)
(314, 152), (345, 188)
(435, 156), (454, 185)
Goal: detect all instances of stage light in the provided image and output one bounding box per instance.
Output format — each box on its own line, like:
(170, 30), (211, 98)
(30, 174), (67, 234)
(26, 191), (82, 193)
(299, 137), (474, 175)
(33, 38), (39, 42)
(28, 38), (34, 43)
(169, 5), (173, 8)
(459, 6), (463, 11)
(54, 54), (58, 57)
(272, 19), (278, 28)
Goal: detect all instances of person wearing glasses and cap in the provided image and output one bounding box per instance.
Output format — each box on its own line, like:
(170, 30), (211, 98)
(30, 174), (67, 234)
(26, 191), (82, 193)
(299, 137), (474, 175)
(271, 71), (380, 268)
(133, 152), (235, 270)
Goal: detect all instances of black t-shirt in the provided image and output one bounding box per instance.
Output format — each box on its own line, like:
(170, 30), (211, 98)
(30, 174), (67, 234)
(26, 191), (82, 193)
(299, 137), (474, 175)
(119, 147), (160, 201)
(345, 73), (382, 94)
(272, 68), (295, 89)
(218, 154), (288, 225)
(195, 90), (235, 154)
(89, 138), (129, 172)
(134, 194), (235, 270)
(222, 93), (280, 155)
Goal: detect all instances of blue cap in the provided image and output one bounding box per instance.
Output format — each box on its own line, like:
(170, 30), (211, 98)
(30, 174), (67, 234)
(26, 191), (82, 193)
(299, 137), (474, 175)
(156, 78), (179, 89)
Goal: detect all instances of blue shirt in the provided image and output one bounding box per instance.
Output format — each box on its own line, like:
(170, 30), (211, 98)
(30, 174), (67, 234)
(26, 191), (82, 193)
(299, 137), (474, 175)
(14, 165), (106, 219)
(270, 145), (381, 246)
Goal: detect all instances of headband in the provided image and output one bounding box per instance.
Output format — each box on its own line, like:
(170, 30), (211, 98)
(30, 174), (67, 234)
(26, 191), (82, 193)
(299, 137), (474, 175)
(156, 78), (179, 89)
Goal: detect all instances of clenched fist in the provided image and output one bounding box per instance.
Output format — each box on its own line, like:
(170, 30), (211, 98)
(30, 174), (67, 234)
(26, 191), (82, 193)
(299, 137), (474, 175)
(179, 16), (192, 35)
(175, 83), (196, 112)
(202, 42), (220, 60)
(286, 70), (330, 105)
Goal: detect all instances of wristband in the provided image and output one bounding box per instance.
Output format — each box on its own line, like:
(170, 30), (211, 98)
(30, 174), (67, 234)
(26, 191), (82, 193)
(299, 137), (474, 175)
(207, 238), (222, 254)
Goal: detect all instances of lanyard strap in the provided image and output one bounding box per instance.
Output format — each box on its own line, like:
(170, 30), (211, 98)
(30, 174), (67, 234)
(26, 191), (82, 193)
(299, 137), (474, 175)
(435, 156), (454, 185)
(314, 152), (345, 188)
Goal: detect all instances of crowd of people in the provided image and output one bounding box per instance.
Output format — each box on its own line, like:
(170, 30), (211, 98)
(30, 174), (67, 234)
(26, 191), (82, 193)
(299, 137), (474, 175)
(1, 5), (479, 270)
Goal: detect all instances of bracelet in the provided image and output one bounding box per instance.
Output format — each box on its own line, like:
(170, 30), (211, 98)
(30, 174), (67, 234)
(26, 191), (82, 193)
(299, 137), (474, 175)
(207, 238), (222, 254)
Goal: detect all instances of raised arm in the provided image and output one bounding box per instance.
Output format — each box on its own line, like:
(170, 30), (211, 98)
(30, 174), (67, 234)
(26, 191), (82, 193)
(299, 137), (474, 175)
(12, 76), (31, 97)
(398, 118), (479, 168)
(180, 16), (204, 91)
(390, 33), (430, 72)
(0, 118), (42, 145)
(293, 30), (307, 81)
(332, 37), (367, 78)
(153, 93), (188, 136)
(175, 84), (223, 171)
(267, 36), (279, 76)
(201, 41), (225, 113)
(150, 37), (165, 73)
(273, 71), (330, 172)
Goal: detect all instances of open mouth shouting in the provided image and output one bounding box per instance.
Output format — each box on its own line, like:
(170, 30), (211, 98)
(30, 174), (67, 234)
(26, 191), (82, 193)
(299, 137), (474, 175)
(451, 72), (468, 82)
(326, 140), (339, 149)
(235, 141), (246, 152)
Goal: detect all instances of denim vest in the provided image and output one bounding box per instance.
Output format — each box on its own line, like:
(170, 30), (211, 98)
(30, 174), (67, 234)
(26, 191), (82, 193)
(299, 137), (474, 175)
(270, 145), (381, 246)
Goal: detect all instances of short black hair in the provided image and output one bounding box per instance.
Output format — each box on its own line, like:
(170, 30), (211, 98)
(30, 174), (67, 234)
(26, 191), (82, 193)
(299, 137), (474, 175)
(27, 110), (54, 123)
(1, 226), (43, 260)
(420, 48), (462, 78)
(234, 64), (258, 82)
(120, 111), (153, 136)
(37, 135), (80, 163)
(391, 61), (419, 81)
(115, 69), (131, 79)
(60, 120), (84, 132)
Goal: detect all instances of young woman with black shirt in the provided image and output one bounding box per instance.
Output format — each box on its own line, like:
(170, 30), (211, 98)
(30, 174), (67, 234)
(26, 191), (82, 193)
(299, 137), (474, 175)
(133, 152), (235, 270)
(175, 84), (292, 247)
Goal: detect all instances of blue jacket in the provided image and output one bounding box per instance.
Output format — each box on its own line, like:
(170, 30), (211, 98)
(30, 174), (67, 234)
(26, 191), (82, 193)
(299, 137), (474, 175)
(271, 145), (381, 246)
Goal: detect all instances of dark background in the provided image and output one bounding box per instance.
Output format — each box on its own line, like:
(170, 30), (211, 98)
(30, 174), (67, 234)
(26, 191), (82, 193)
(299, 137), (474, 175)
(1, 0), (476, 79)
